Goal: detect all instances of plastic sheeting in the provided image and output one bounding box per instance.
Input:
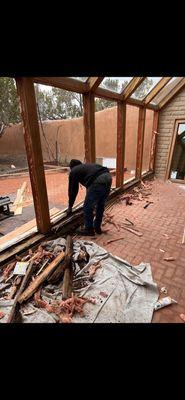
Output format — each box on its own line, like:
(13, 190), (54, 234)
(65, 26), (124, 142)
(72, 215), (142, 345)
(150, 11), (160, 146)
(0, 240), (159, 323)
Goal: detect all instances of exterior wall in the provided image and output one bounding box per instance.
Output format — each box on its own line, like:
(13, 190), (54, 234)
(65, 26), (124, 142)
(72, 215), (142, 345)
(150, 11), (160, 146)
(0, 105), (153, 171)
(155, 86), (185, 179)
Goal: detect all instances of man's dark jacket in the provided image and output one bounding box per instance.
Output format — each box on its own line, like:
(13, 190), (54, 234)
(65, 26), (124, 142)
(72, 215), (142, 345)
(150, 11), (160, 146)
(68, 163), (110, 208)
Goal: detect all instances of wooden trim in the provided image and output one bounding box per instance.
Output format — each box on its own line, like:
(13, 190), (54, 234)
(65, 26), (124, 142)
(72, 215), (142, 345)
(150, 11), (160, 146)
(159, 77), (185, 109)
(121, 77), (145, 99)
(149, 111), (159, 171)
(94, 86), (122, 101)
(169, 178), (185, 184)
(33, 77), (89, 93)
(83, 92), (96, 163)
(87, 77), (104, 91)
(94, 86), (158, 109)
(143, 77), (172, 105)
(16, 77), (51, 234)
(126, 96), (159, 110)
(136, 107), (146, 179)
(165, 118), (185, 180)
(116, 101), (126, 187)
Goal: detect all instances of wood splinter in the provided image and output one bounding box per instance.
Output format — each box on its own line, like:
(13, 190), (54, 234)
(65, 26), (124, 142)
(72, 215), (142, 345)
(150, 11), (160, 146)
(62, 235), (74, 300)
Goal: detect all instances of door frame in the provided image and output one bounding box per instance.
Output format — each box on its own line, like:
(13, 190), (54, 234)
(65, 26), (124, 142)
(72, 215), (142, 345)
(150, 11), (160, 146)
(165, 118), (185, 181)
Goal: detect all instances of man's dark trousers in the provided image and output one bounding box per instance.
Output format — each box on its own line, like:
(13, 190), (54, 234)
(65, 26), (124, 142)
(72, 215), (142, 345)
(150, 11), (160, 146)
(83, 172), (112, 230)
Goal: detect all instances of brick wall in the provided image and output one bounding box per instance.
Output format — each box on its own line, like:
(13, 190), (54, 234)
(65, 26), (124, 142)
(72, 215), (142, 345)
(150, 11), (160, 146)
(155, 86), (185, 179)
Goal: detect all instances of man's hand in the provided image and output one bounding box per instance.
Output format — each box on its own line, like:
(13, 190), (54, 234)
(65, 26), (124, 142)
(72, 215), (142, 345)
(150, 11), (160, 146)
(66, 207), (72, 216)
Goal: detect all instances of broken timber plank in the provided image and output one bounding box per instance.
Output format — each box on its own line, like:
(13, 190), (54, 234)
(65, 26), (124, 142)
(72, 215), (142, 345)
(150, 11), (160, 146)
(121, 225), (143, 237)
(182, 228), (185, 244)
(18, 251), (65, 304)
(105, 237), (125, 245)
(11, 182), (27, 215)
(62, 235), (73, 299)
(0, 234), (44, 267)
(7, 260), (35, 323)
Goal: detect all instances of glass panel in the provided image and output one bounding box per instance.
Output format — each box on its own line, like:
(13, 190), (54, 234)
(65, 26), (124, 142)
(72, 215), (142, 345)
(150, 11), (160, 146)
(142, 110), (154, 174)
(34, 84), (86, 213)
(124, 105), (139, 183)
(100, 77), (133, 93)
(170, 122), (185, 180)
(71, 77), (88, 82)
(131, 77), (162, 100)
(151, 77), (181, 105)
(0, 78), (36, 235)
(95, 98), (117, 188)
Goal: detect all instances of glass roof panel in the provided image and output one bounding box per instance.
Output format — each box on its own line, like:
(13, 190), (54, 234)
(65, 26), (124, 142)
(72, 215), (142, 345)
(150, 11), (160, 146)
(131, 77), (162, 100)
(151, 77), (180, 105)
(99, 77), (133, 93)
(71, 77), (88, 82)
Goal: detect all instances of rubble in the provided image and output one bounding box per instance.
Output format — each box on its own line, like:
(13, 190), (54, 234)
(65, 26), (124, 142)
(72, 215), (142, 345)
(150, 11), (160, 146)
(0, 236), (98, 323)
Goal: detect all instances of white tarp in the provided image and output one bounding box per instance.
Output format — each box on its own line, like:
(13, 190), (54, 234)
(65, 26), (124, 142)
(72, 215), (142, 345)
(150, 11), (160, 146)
(0, 240), (159, 323)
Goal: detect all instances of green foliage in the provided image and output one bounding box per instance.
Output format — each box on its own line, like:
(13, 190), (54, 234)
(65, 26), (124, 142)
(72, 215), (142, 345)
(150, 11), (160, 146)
(134, 78), (153, 99)
(0, 77), (154, 127)
(35, 85), (83, 120)
(95, 78), (122, 111)
(0, 78), (21, 127)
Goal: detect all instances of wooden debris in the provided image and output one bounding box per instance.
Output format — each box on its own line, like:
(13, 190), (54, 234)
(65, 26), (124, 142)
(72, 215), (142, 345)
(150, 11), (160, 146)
(88, 261), (101, 277)
(159, 249), (165, 253)
(163, 257), (175, 262)
(182, 228), (185, 244)
(105, 237), (125, 245)
(7, 260), (35, 323)
(62, 236), (73, 300)
(121, 225), (143, 237)
(11, 182), (27, 215)
(179, 313), (185, 322)
(143, 201), (153, 209)
(125, 218), (134, 226)
(18, 251), (65, 304)
(100, 291), (108, 298)
(3, 261), (16, 280)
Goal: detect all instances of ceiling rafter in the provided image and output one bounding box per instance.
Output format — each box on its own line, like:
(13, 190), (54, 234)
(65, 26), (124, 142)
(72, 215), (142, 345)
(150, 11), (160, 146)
(143, 77), (172, 105)
(87, 77), (104, 91)
(159, 77), (185, 109)
(33, 77), (89, 93)
(121, 77), (146, 100)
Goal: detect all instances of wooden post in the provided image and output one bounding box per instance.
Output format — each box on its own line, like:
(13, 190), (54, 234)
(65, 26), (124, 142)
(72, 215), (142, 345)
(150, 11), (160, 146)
(83, 92), (95, 163)
(149, 111), (159, 172)
(136, 107), (146, 179)
(16, 78), (51, 234)
(116, 101), (126, 187)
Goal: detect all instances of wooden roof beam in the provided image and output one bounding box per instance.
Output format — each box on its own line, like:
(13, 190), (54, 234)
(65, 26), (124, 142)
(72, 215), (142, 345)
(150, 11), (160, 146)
(87, 77), (104, 91)
(33, 77), (89, 93)
(143, 77), (172, 105)
(121, 77), (146, 100)
(126, 96), (159, 110)
(158, 77), (185, 109)
(94, 86), (122, 101)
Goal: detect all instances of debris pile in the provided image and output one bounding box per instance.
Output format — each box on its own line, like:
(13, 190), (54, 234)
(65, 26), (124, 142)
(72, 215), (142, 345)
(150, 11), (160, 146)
(102, 211), (143, 237)
(0, 236), (98, 323)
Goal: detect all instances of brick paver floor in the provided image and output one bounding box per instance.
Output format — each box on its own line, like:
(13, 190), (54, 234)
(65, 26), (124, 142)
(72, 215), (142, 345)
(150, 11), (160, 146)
(1, 171), (185, 322)
(76, 178), (185, 323)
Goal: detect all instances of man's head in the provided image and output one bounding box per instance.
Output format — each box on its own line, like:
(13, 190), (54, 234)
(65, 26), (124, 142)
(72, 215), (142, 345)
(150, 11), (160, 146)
(69, 159), (82, 169)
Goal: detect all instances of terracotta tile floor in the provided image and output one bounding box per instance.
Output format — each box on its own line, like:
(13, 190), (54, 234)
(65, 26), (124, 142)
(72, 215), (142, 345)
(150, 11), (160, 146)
(77, 178), (185, 323)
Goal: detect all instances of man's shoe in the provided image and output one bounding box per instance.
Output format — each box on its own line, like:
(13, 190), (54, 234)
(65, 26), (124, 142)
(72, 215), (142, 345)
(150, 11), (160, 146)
(94, 227), (102, 234)
(76, 227), (95, 236)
